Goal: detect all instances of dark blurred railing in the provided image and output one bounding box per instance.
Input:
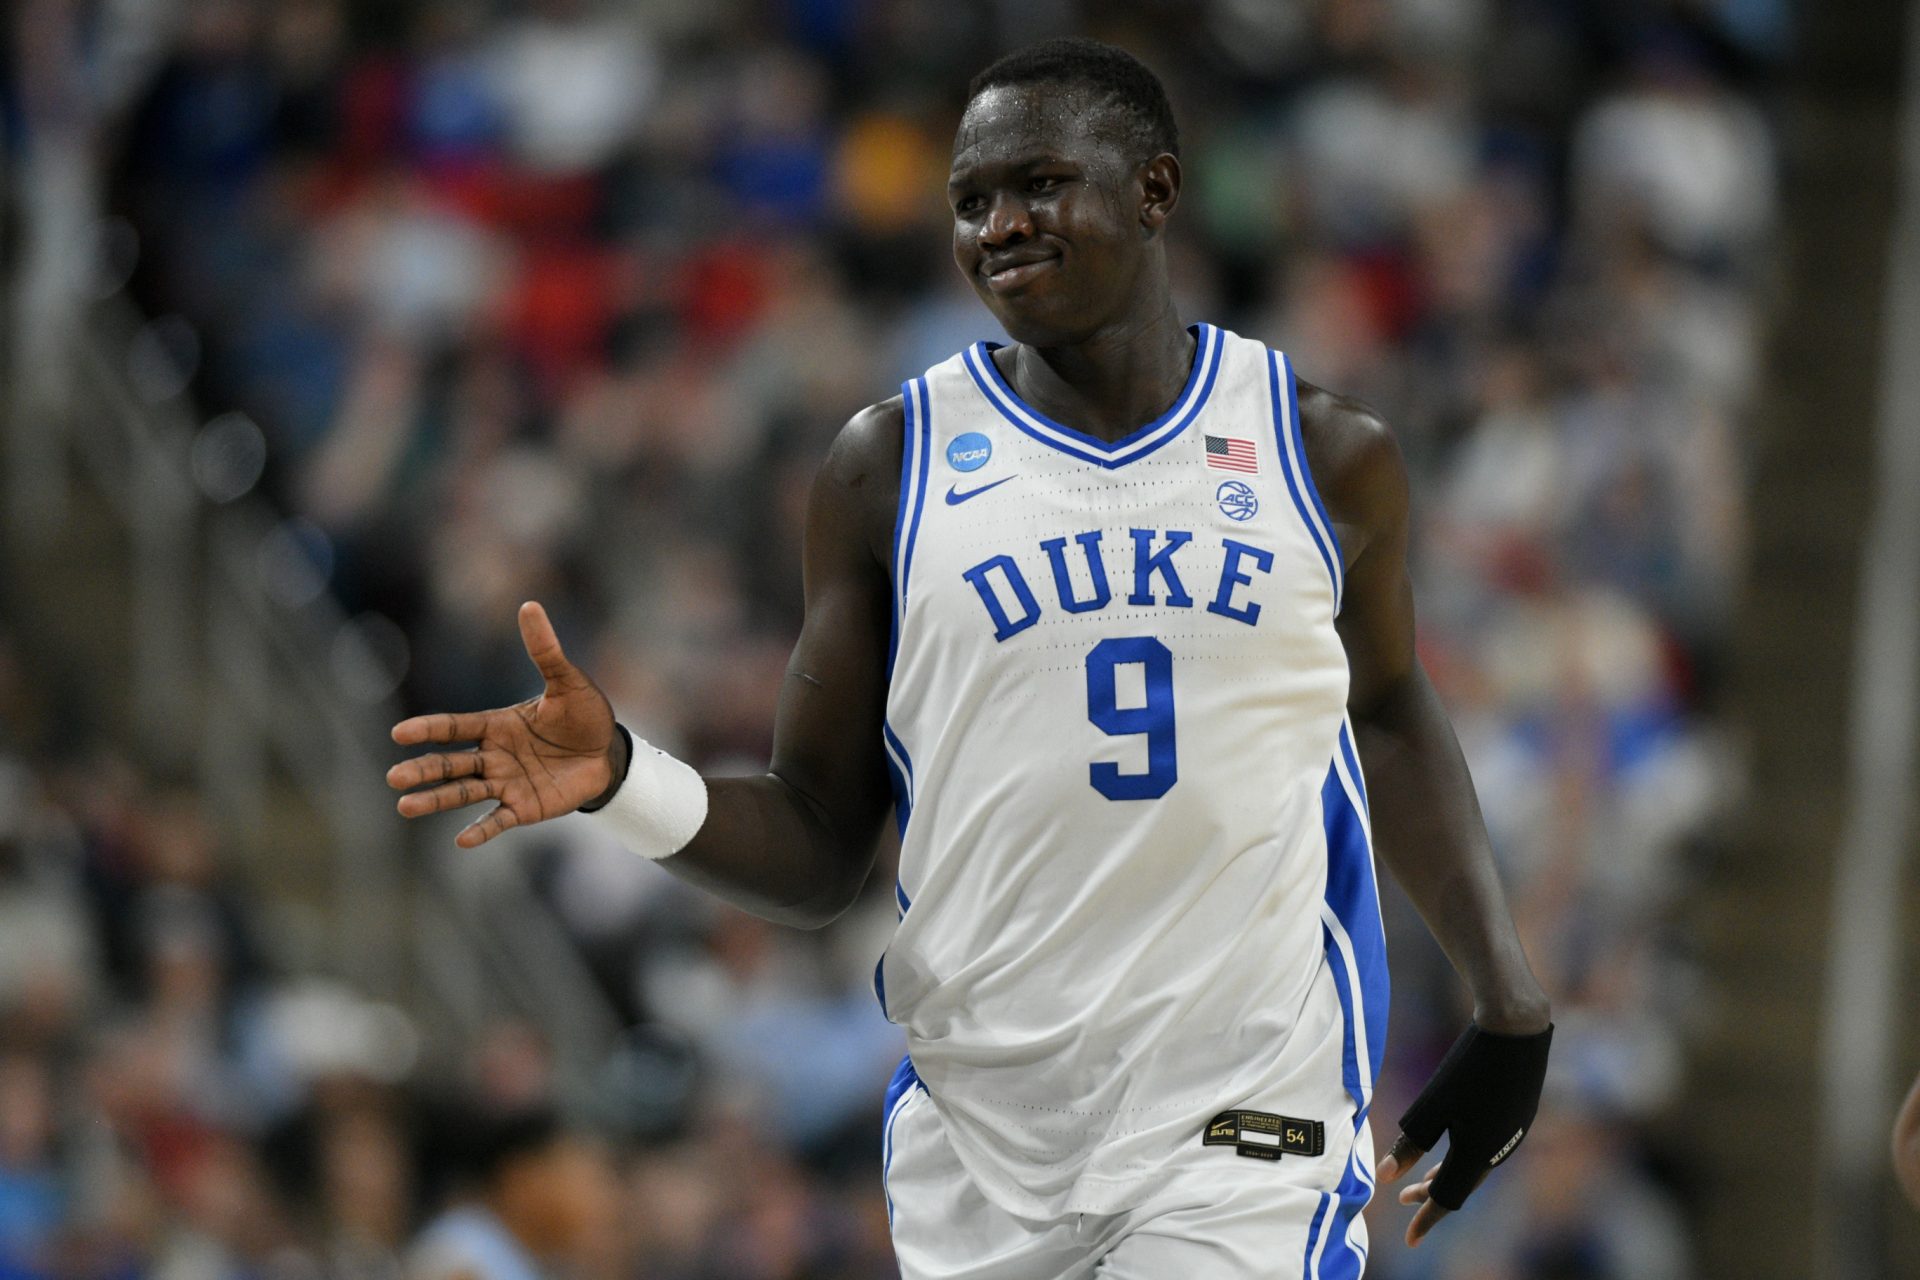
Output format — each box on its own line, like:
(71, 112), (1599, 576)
(1, 196), (626, 1088)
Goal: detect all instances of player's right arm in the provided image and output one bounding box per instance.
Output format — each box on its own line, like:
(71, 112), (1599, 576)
(387, 399), (904, 929)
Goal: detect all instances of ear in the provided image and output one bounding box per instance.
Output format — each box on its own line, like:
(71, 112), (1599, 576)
(1138, 153), (1181, 237)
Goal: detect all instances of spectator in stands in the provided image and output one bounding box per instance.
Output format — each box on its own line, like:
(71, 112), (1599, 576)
(0, 766), (97, 1042)
(0, 1050), (65, 1276)
(406, 1108), (617, 1280)
(0, 1), (1788, 1274)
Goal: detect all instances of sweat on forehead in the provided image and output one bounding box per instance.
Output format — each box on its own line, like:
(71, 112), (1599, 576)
(953, 84), (1145, 168)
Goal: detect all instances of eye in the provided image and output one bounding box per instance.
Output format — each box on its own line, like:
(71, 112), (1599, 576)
(1027, 175), (1064, 194)
(954, 195), (984, 216)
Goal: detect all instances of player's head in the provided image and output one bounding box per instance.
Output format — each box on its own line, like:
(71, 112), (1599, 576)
(951, 38), (1182, 346)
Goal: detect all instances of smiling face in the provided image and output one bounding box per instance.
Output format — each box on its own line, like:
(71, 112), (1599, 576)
(949, 84), (1179, 347)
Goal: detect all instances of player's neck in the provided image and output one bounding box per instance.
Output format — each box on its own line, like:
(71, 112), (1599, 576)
(1009, 301), (1194, 444)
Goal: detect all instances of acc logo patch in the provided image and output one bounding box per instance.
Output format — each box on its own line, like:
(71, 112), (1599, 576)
(1216, 479), (1259, 522)
(947, 432), (993, 472)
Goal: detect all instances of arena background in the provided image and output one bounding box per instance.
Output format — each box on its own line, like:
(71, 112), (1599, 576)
(2, 1), (1916, 1277)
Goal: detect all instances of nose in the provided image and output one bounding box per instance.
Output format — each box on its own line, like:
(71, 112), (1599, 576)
(979, 192), (1033, 251)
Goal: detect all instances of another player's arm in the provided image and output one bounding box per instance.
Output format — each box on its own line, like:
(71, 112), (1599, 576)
(1299, 382), (1552, 1245)
(1896, 1069), (1920, 1209)
(387, 401), (903, 929)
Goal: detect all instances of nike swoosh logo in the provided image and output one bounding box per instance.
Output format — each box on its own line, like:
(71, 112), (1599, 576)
(945, 476), (1015, 505)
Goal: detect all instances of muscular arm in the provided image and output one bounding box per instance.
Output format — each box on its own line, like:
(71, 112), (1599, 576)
(1300, 382), (1549, 1033)
(645, 401), (903, 927)
(1300, 381), (1550, 1241)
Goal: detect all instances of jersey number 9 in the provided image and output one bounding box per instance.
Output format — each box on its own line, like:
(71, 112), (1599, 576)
(1085, 637), (1178, 800)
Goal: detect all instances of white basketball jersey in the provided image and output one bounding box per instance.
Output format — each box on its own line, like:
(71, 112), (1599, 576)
(876, 324), (1390, 1219)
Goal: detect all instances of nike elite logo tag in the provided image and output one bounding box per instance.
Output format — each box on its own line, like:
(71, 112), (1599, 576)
(1203, 1111), (1325, 1162)
(945, 476), (1014, 505)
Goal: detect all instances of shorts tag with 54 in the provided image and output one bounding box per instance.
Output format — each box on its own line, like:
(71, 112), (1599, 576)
(1202, 1110), (1325, 1162)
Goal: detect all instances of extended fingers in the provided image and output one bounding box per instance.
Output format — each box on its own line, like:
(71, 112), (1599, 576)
(1396, 1163), (1447, 1245)
(395, 776), (500, 818)
(517, 601), (575, 686)
(1376, 1132), (1425, 1183)
(457, 804), (519, 848)
(1397, 1165), (1438, 1207)
(1406, 1197), (1451, 1246)
(392, 711), (492, 746)
(386, 749), (492, 792)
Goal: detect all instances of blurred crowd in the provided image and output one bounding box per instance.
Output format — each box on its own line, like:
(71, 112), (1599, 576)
(1, 0), (1785, 1276)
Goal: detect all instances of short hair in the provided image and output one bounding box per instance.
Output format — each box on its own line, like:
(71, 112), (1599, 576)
(463, 1107), (563, 1186)
(966, 37), (1179, 164)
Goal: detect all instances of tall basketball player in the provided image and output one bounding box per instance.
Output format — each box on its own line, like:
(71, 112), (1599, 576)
(388, 38), (1552, 1277)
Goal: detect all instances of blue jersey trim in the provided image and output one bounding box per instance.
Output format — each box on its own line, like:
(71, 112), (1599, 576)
(1336, 719), (1368, 817)
(1321, 1139), (1372, 1278)
(904, 377), (932, 611)
(972, 322), (1212, 450)
(1313, 725), (1387, 1275)
(1269, 351), (1344, 613)
(962, 324), (1223, 469)
(882, 721), (914, 837)
(882, 754), (910, 838)
(1321, 742), (1389, 1105)
(886, 382), (914, 675)
(880, 1054), (922, 1226)
(1306, 991), (1373, 1279)
(884, 1052), (923, 1112)
(1322, 922), (1365, 1109)
(1301, 1191), (1332, 1277)
(1302, 1173), (1369, 1280)
(1281, 353), (1345, 573)
(1310, 725), (1388, 1280)
(888, 378), (932, 677)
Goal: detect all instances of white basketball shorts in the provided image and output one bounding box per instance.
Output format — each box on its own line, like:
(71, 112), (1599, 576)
(882, 961), (1376, 1279)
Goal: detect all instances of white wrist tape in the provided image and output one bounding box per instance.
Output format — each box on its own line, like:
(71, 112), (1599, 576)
(585, 729), (708, 860)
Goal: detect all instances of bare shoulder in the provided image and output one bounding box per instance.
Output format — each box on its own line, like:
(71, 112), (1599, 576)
(815, 395), (907, 567)
(821, 395), (905, 489)
(1295, 379), (1409, 559)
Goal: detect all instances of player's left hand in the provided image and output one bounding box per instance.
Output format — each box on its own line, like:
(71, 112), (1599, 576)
(1375, 1021), (1554, 1246)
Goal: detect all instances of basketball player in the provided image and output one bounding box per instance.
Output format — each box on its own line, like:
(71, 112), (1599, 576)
(388, 38), (1552, 1277)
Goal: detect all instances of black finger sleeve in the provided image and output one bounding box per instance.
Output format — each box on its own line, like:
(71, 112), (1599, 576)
(1428, 1147), (1482, 1213)
(1396, 1022), (1554, 1211)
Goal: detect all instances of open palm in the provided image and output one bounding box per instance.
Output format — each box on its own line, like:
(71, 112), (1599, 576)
(387, 602), (618, 848)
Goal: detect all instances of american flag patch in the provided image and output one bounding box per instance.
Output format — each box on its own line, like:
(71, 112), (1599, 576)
(1205, 434), (1259, 474)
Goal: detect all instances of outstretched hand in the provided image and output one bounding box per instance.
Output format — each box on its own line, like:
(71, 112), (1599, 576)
(387, 602), (622, 848)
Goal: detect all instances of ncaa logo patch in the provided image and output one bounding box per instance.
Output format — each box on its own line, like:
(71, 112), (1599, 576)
(1216, 479), (1259, 522)
(946, 432), (993, 472)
